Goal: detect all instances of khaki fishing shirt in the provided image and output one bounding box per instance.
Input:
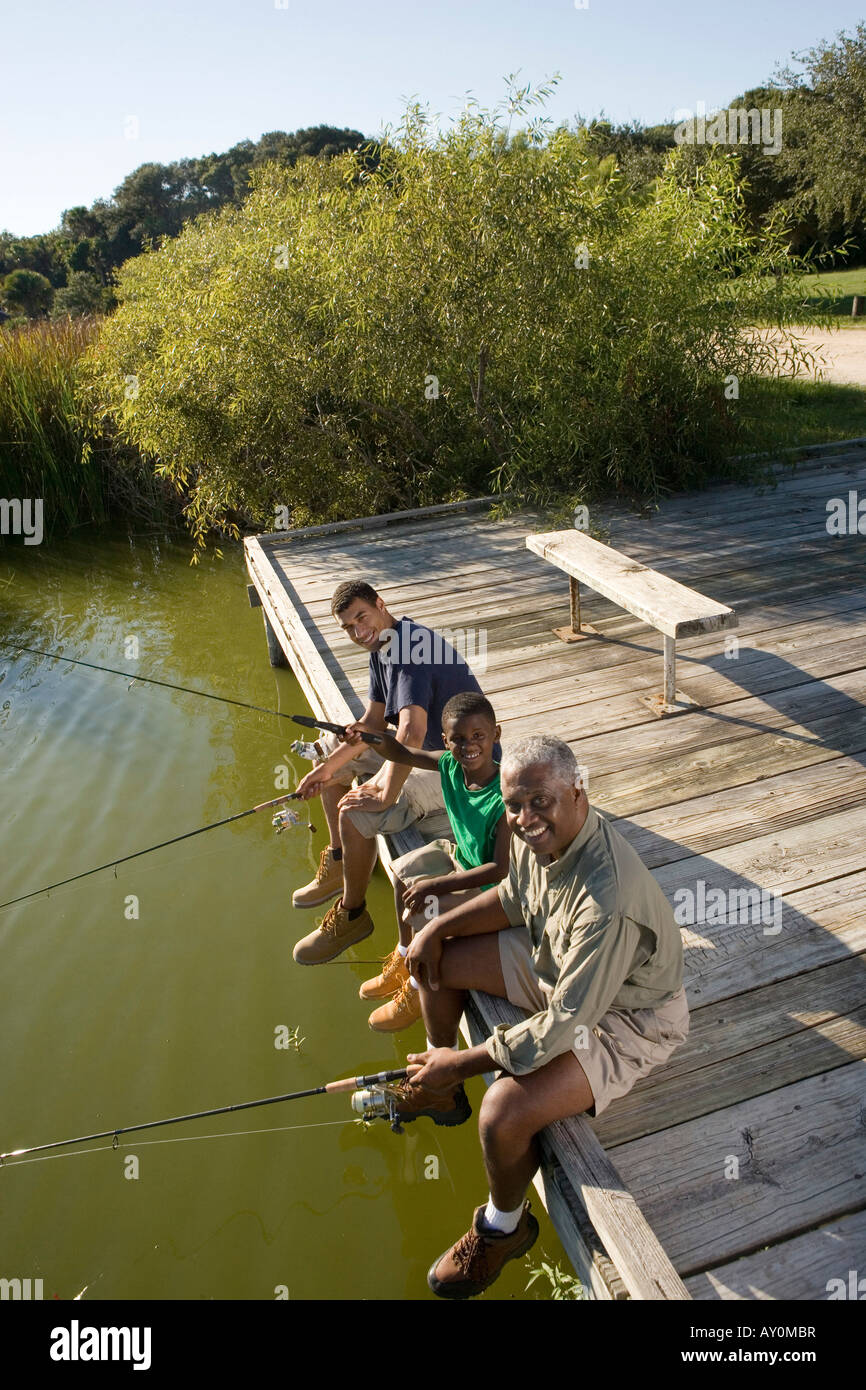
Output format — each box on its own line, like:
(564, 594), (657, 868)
(486, 805), (684, 1074)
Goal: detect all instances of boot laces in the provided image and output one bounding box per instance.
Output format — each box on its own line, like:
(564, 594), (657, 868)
(314, 849), (334, 884)
(393, 976), (415, 1009)
(452, 1227), (489, 1278)
(317, 902), (344, 936)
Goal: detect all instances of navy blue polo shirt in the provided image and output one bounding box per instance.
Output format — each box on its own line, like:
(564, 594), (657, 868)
(367, 616), (487, 751)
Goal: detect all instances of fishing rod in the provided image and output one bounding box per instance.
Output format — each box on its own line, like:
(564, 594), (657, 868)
(0, 641), (299, 723)
(291, 714), (382, 744)
(0, 1068), (414, 1164)
(0, 792), (312, 913)
(0, 644), (383, 748)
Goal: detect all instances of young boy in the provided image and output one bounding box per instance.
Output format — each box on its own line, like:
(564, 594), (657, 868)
(344, 690), (511, 1032)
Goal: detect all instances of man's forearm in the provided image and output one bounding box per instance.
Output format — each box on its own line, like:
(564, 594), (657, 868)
(375, 757), (413, 803)
(373, 706), (429, 803)
(431, 887), (511, 939)
(453, 1044), (499, 1081)
(322, 739), (369, 775)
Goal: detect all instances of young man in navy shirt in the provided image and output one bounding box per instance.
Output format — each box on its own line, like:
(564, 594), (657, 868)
(292, 581), (488, 987)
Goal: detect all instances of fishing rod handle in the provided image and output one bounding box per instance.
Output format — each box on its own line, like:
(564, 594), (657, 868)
(324, 1068), (409, 1094)
(291, 715), (381, 745)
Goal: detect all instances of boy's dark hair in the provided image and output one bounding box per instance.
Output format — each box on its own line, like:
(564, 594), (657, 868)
(442, 691), (497, 729)
(331, 580), (380, 617)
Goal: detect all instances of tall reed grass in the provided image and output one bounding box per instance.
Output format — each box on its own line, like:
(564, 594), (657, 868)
(0, 317), (179, 536)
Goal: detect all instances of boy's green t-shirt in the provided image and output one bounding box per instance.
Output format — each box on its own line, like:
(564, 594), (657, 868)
(438, 750), (504, 870)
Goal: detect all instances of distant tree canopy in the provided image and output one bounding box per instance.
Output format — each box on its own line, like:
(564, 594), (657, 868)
(86, 89), (830, 552)
(581, 24), (866, 261)
(0, 126), (371, 316)
(1, 268), (53, 317)
(3, 24), (865, 325)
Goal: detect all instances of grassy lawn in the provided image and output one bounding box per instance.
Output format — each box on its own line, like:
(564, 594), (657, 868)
(794, 265), (866, 328)
(743, 377), (866, 452)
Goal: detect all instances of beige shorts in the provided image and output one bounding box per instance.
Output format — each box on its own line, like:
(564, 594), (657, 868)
(497, 927), (690, 1118)
(317, 731), (451, 841)
(391, 839), (462, 881)
(391, 840), (482, 921)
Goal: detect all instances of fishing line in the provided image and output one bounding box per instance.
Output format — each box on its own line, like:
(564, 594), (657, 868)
(0, 1119), (352, 1169)
(0, 791), (312, 913)
(0, 1068), (413, 1164)
(0, 641), (299, 723)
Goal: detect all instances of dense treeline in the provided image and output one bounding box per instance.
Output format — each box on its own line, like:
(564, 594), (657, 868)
(0, 126), (370, 321)
(2, 24), (865, 325)
(83, 95), (833, 551)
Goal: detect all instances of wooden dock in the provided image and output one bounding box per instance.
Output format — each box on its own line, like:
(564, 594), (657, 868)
(244, 444), (866, 1300)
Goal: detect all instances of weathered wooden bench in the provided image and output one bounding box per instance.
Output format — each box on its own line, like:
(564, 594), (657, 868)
(526, 530), (738, 717)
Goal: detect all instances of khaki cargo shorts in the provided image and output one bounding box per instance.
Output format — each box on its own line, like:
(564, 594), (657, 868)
(316, 730), (451, 841)
(498, 927), (690, 1118)
(391, 839), (463, 881)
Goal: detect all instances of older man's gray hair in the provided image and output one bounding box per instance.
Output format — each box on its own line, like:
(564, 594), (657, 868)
(500, 735), (584, 789)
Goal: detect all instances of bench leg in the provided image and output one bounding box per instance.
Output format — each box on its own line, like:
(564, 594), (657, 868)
(553, 578), (599, 643)
(640, 634), (701, 717)
(664, 635), (676, 706)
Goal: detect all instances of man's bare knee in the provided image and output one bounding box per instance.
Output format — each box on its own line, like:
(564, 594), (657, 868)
(338, 807), (366, 842)
(479, 1077), (533, 1145)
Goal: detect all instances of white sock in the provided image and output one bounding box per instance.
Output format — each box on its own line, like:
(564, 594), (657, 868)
(482, 1198), (523, 1235)
(409, 974), (420, 990)
(397, 943), (409, 957)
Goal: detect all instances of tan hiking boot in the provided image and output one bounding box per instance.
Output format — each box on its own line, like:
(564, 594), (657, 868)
(292, 900), (374, 965)
(387, 1075), (471, 1128)
(292, 846), (344, 909)
(368, 976), (423, 1033)
(427, 1203), (539, 1300)
(359, 946), (410, 1001)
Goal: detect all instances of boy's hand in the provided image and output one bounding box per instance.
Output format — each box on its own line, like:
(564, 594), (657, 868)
(342, 721), (374, 746)
(406, 924), (443, 990)
(295, 764), (332, 800)
(338, 781), (394, 812)
(402, 876), (446, 918)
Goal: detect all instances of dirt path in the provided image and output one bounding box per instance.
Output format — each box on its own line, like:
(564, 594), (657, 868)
(760, 327), (866, 386)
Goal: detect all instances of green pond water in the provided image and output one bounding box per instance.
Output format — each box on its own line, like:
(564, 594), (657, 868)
(0, 529), (569, 1302)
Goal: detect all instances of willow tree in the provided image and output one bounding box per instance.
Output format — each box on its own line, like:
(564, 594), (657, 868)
(85, 84), (830, 551)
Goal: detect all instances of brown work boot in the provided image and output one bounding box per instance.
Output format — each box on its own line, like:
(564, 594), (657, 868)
(292, 900), (374, 965)
(292, 846), (343, 909)
(359, 946), (410, 1001)
(388, 1075), (471, 1128)
(427, 1203), (539, 1300)
(368, 976), (422, 1033)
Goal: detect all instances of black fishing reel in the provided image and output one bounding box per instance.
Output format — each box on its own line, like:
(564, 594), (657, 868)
(350, 1086), (404, 1135)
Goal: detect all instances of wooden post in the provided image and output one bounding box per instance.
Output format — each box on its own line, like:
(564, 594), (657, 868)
(262, 610), (289, 668)
(663, 634), (676, 706)
(570, 576), (581, 633)
(852, 295), (863, 318)
(554, 577), (597, 643)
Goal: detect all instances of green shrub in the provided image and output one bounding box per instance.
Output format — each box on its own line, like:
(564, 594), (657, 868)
(86, 86), (836, 552)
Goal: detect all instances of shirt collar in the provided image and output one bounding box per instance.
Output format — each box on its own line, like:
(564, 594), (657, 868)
(542, 805), (599, 882)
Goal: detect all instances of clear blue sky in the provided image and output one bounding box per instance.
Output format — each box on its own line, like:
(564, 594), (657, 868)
(2, 0), (862, 236)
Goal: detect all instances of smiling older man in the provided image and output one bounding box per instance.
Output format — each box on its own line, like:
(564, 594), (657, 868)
(395, 733), (689, 1300)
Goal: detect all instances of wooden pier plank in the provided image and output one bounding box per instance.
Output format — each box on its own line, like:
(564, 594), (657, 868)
(612, 1061), (866, 1274)
(685, 1207), (866, 1301)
